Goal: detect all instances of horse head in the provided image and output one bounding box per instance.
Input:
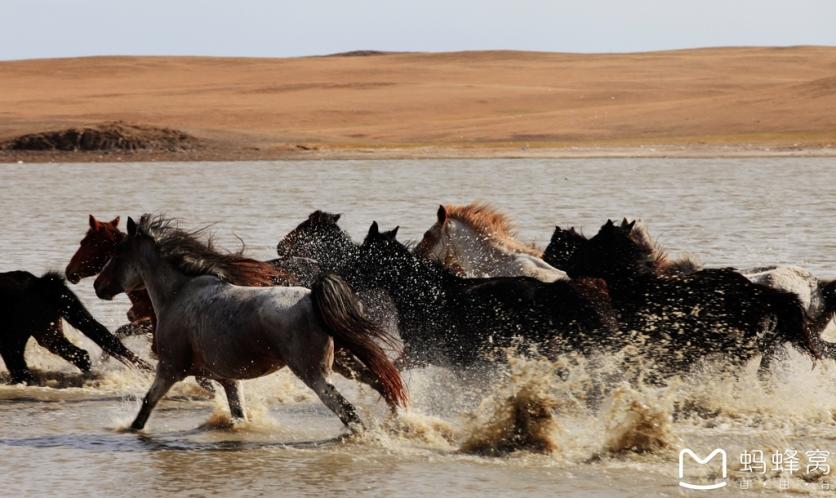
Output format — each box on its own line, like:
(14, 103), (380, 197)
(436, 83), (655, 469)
(543, 225), (587, 271)
(65, 215), (123, 284)
(415, 205), (446, 256)
(345, 221), (408, 292)
(566, 218), (655, 282)
(276, 210), (354, 271)
(94, 216), (152, 300)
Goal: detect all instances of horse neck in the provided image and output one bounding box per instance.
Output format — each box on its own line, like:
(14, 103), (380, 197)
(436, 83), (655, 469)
(447, 221), (520, 274)
(135, 251), (192, 313)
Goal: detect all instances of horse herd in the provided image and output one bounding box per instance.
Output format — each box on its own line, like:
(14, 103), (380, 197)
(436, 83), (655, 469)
(2, 203), (835, 433)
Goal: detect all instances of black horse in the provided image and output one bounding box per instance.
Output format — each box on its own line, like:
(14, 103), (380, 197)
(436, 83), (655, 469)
(275, 210), (355, 287)
(563, 220), (822, 374)
(0, 270), (151, 384)
(344, 221), (621, 368)
(543, 225), (588, 271)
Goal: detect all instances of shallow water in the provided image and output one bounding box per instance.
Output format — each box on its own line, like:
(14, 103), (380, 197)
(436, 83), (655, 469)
(1, 158), (836, 496)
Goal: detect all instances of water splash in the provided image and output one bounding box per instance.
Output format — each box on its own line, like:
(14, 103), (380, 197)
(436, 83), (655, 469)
(460, 355), (561, 456)
(601, 384), (677, 454)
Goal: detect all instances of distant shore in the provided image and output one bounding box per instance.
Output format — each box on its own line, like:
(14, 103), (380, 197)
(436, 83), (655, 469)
(1, 47), (834, 163)
(2, 144), (835, 164)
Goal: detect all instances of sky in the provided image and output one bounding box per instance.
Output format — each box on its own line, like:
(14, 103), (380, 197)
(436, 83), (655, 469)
(2, 0), (835, 60)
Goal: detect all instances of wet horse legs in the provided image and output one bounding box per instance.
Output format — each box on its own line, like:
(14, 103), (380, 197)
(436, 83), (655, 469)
(0, 334), (33, 384)
(130, 367), (181, 431)
(33, 320), (92, 373)
(218, 379), (246, 420)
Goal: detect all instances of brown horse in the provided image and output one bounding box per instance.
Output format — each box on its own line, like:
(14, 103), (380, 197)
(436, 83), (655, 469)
(66, 216), (155, 335)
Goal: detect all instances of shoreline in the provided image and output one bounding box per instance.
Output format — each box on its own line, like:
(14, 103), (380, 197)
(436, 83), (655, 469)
(2, 144), (835, 163)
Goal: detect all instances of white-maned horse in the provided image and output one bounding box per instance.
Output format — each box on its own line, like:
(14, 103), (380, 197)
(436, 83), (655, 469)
(94, 215), (407, 432)
(414, 203), (567, 282)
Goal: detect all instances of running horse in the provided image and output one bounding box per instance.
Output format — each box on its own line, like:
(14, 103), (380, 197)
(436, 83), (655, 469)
(94, 215), (406, 431)
(563, 219), (823, 375)
(0, 270), (151, 383)
(545, 219), (836, 353)
(66, 214), (298, 348)
(415, 203), (566, 282)
(345, 221), (620, 368)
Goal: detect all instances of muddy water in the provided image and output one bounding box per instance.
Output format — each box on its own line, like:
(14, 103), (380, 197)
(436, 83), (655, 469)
(1, 158), (836, 497)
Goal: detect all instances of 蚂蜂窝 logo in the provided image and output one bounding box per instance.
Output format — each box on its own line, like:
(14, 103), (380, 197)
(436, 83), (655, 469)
(679, 448), (728, 490)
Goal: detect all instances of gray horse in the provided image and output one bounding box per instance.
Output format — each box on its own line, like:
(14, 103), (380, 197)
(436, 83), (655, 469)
(94, 215), (407, 432)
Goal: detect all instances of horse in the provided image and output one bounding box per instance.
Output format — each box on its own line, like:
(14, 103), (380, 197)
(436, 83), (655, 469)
(563, 219), (822, 375)
(66, 214), (299, 349)
(0, 270), (151, 384)
(344, 221), (621, 369)
(93, 215), (407, 432)
(66, 215), (155, 338)
(275, 210), (356, 286)
(546, 220), (836, 346)
(275, 210), (398, 330)
(414, 203), (567, 282)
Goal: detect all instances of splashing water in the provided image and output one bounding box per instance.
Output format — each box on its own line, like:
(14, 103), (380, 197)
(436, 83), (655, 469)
(460, 355), (562, 455)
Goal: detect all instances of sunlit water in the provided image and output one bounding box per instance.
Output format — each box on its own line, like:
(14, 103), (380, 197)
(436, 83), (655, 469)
(1, 158), (836, 496)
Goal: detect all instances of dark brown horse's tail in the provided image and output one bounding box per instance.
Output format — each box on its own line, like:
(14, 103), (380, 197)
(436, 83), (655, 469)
(311, 273), (408, 408)
(764, 286), (822, 360)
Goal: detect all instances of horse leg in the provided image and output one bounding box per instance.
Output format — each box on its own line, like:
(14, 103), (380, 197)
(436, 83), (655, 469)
(114, 319), (153, 339)
(758, 343), (788, 381)
(294, 367), (364, 431)
(1, 338), (34, 384)
(333, 349), (398, 414)
(33, 321), (92, 373)
(130, 368), (180, 431)
(218, 379), (246, 420)
(196, 377), (216, 394)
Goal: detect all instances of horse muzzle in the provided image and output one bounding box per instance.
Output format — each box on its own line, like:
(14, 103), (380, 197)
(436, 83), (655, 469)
(93, 279), (121, 300)
(65, 271), (81, 284)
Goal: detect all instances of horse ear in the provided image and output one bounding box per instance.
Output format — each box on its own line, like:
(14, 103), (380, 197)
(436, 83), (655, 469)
(605, 219), (615, 228)
(621, 217), (630, 228)
(437, 205), (447, 223)
(384, 226), (400, 240)
(627, 220), (636, 230)
(368, 221), (380, 237)
(569, 227), (578, 235)
(109, 216), (120, 228)
(89, 214), (97, 228)
(127, 217), (137, 236)
(330, 213), (341, 223)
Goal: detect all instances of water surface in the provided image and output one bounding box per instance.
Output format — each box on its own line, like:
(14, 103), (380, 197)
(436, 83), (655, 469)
(1, 158), (835, 497)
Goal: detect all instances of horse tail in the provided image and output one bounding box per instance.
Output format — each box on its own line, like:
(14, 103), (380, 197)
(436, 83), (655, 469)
(310, 273), (408, 408)
(764, 286), (822, 360)
(38, 272), (152, 372)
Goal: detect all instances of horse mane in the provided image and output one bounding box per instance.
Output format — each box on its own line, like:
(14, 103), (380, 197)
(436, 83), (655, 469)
(624, 220), (699, 275)
(442, 202), (542, 257)
(138, 214), (294, 286)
